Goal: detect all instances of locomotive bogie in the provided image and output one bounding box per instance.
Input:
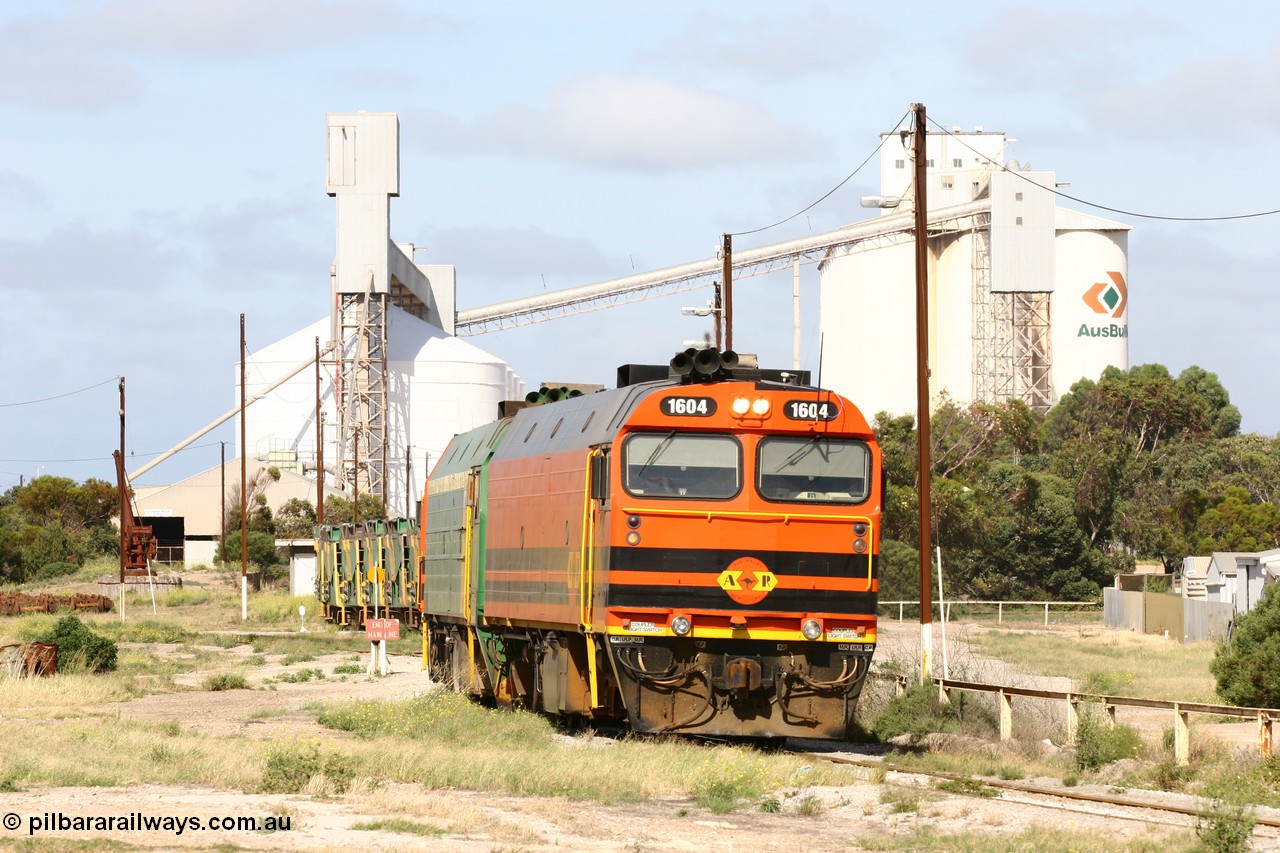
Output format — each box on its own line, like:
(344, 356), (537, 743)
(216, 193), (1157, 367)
(606, 636), (872, 739)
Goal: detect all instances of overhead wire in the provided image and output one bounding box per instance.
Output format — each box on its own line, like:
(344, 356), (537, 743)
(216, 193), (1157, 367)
(0, 375), (121, 408)
(925, 116), (1280, 222)
(0, 440), (226, 465)
(730, 108), (912, 238)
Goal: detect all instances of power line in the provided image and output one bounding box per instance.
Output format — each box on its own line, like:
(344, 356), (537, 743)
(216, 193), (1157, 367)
(731, 108), (912, 238)
(0, 440), (225, 465)
(0, 375), (121, 408)
(926, 117), (1280, 222)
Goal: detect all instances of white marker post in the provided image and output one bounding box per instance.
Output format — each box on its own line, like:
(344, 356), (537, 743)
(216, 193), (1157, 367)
(299, 604), (307, 633)
(365, 565), (395, 676)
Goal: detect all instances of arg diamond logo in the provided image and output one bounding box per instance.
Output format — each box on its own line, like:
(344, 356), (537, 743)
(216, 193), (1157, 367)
(1083, 271), (1127, 318)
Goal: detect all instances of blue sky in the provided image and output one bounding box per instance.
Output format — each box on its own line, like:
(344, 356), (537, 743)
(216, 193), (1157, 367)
(2, 0), (1278, 489)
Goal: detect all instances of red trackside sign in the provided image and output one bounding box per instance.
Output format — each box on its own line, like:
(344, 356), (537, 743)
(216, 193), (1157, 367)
(365, 618), (400, 641)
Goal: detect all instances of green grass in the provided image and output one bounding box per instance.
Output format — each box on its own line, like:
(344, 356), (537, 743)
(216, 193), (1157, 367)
(351, 818), (446, 837)
(313, 692), (855, 803)
(204, 672), (249, 691)
(970, 628), (1216, 702)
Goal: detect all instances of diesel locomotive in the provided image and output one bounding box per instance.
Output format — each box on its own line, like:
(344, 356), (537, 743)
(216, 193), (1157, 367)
(420, 348), (881, 740)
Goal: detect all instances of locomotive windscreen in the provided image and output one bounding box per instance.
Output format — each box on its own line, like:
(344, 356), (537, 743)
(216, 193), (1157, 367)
(756, 436), (871, 503)
(622, 432), (741, 499)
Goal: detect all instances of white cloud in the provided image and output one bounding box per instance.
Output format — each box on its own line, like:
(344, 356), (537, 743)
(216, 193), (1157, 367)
(636, 4), (882, 80)
(0, 0), (443, 109)
(409, 75), (821, 171)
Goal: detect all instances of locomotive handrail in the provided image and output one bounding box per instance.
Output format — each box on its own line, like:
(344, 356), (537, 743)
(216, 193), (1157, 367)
(619, 506), (874, 525)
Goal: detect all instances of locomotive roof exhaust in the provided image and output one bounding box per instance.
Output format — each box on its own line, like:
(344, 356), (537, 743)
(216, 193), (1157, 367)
(615, 349), (812, 388)
(670, 347), (740, 384)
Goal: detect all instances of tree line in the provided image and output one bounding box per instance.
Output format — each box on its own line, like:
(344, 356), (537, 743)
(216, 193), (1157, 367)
(0, 464), (385, 584)
(876, 363), (1280, 602)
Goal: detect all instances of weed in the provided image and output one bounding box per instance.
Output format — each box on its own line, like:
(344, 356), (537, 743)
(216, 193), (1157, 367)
(260, 739), (353, 795)
(935, 778), (998, 798)
(871, 684), (990, 741)
(204, 672), (248, 691)
(351, 818), (446, 837)
(1152, 759), (1193, 792)
(332, 663), (362, 675)
(282, 652), (316, 665)
(1062, 773), (1079, 787)
(1196, 797), (1255, 853)
(694, 779), (746, 813)
(1074, 713), (1143, 771)
(161, 588), (211, 607)
(758, 797), (780, 813)
(272, 668), (323, 684)
(880, 787), (921, 814)
(101, 620), (193, 644)
(796, 795), (825, 816)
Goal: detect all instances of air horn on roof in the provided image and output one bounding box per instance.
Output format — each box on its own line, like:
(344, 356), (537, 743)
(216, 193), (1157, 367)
(669, 347), (739, 383)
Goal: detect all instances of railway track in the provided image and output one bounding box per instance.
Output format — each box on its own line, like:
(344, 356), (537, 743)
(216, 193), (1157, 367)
(794, 747), (1280, 838)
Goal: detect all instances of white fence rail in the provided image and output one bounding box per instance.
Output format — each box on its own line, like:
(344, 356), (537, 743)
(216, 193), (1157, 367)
(878, 600), (1099, 626)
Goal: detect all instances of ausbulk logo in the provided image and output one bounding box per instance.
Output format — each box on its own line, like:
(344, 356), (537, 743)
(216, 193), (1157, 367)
(1079, 271), (1128, 338)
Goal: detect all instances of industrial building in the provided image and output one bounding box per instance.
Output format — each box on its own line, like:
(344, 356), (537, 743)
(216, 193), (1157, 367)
(818, 126), (1130, 416)
(133, 112), (522, 562)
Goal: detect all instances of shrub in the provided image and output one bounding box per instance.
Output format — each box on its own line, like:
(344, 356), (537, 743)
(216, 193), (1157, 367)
(39, 615), (117, 672)
(1213, 583), (1280, 707)
(260, 740), (353, 794)
(36, 561), (80, 581)
(204, 672), (248, 691)
(1197, 798), (1256, 853)
(1074, 713), (1143, 771)
(871, 684), (978, 741)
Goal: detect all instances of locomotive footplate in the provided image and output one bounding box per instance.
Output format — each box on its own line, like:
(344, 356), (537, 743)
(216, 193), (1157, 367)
(605, 636), (874, 740)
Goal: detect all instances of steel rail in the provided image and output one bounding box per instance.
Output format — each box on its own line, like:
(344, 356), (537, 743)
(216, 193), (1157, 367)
(801, 751), (1280, 831)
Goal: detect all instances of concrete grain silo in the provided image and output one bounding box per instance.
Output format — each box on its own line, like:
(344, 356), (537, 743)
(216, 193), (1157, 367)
(819, 126), (1129, 418)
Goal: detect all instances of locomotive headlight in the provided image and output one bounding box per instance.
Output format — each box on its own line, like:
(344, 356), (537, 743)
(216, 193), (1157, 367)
(853, 522), (868, 537)
(626, 531), (641, 546)
(732, 396), (751, 415)
(751, 398), (771, 416)
(671, 615), (692, 636)
(853, 538), (868, 553)
(801, 619), (823, 640)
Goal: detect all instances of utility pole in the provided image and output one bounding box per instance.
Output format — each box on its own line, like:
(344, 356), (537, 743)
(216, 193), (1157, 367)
(240, 314), (248, 621)
(118, 377), (126, 618)
(722, 233), (734, 352)
(315, 336), (325, 524)
(911, 102), (934, 686)
(220, 441), (226, 570)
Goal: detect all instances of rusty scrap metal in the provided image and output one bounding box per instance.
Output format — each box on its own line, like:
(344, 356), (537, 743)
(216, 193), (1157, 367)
(0, 591), (113, 616)
(0, 641), (57, 677)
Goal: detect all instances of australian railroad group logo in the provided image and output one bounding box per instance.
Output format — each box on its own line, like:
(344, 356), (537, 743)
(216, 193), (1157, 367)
(717, 556), (778, 606)
(1079, 271), (1128, 338)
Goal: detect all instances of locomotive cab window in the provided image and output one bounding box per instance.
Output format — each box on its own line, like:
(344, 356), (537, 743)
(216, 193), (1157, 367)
(757, 436), (871, 504)
(622, 432), (741, 499)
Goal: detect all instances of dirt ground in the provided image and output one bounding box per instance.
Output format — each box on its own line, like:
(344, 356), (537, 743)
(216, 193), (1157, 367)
(0, 619), (1268, 852)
